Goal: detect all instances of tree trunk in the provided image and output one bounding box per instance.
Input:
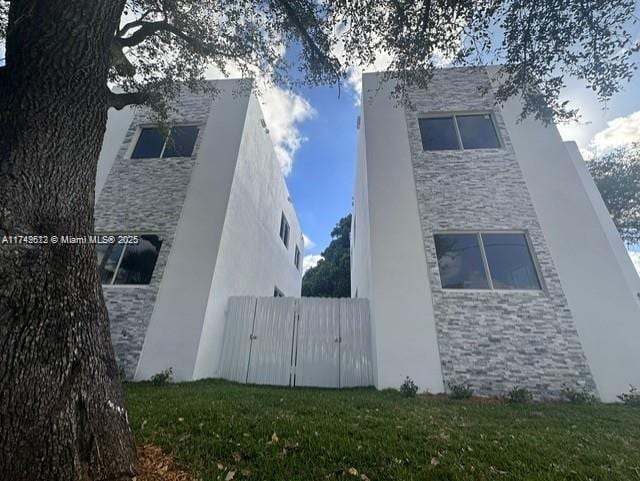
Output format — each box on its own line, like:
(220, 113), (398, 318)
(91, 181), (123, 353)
(0, 1), (136, 480)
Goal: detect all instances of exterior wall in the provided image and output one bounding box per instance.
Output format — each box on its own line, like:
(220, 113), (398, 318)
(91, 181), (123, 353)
(95, 87), (213, 379)
(490, 69), (640, 400)
(134, 80), (253, 381)
(400, 67), (595, 398)
(96, 106), (134, 200)
(192, 93), (303, 379)
(352, 74), (445, 393)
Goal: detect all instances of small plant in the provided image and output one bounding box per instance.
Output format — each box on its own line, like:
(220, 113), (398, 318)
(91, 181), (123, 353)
(506, 386), (533, 404)
(400, 376), (419, 398)
(617, 385), (640, 407)
(447, 381), (473, 400)
(150, 367), (173, 386)
(561, 384), (598, 405)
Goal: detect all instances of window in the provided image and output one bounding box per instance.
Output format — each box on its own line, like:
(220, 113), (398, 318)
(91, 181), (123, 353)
(274, 286), (284, 297)
(434, 232), (541, 290)
(418, 114), (500, 151)
(279, 213), (290, 247)
(96, 235), (162, 285)
(131, 126), (199, 159)
(294, 245), (301, 270)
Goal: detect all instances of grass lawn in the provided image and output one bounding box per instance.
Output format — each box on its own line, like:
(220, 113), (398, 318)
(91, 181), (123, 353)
(125, 379), (640, 481)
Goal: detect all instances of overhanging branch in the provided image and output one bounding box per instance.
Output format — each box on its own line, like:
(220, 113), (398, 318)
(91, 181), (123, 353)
(108, 90), (148, 110)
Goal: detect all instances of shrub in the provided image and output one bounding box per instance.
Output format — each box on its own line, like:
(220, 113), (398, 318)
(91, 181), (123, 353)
(506, 386), (533, 404)
(447, 381), (473, 400)
(400, 376), (419, 398)
(617, 385), (640, 407)
(561, 384), (598, 405)
(150, 367), (173, 386)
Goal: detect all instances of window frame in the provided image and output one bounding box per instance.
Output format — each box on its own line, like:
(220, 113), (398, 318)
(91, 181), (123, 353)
(294, 245), (301, 270)
(418, 112), (502, 151)
(279, 213), (290, 248)
(97, 233), (163, 287)
(433, 230), (544, 292)
(128, 124), (200, 159)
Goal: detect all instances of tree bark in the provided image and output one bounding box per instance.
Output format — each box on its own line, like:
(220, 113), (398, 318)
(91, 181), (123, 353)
(0, 1), (136, 480)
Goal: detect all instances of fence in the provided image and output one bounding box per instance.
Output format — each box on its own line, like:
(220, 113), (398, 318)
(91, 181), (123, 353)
(219, 297), (374, 388)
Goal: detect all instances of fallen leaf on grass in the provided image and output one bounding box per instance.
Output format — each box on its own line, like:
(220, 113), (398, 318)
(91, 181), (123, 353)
(271, 432), (279, 444)
(225, 470), (236, 481)
(232, 452), (242, 463)
(346, 467), (358, 476)
(431, 457), (440, 466)
(217, 464), (224, 470)
(360, 474), (370, 481)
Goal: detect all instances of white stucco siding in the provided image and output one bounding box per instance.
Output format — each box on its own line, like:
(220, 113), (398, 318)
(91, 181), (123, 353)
(356, 73), (444, 393)
(192, 92), (303, 379)
(135, 80), (251, 381)
(95, 106), (134, 199)
(351, 111), (373, 302)
(491, 71), (640, 401)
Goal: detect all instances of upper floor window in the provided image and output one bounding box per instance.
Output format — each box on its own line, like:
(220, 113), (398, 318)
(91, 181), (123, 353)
(419, 114), (500, 151)
(97, 234), (162, 285)
(279, 213), (290, 247)
(294, 245), (301, 270)
(434, 232), (541, 290)
(131, 126), (199, 159)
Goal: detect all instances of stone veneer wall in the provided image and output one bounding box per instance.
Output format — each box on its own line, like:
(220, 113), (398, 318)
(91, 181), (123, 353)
(95, 87), (214, 378)
(403, 68), (595, 398)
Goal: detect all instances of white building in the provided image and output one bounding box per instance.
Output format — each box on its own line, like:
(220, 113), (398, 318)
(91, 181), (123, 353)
(95, 79), (304, 381)
(351, 67), (640, 401)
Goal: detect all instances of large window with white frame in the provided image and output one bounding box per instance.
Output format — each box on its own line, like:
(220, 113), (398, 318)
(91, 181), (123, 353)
(419, 113), (500, 151)
(433, 232), (541, 290)
(96, 235), (162, 285)
(131, 126), (199, 159)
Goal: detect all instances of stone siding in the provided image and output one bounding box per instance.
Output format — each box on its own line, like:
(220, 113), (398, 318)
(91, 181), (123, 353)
(95, 87), (214, 378)
(403, 67), (595, 398)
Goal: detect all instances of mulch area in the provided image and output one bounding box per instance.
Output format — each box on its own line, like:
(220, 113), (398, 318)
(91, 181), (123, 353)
(136, 444), (196, 481)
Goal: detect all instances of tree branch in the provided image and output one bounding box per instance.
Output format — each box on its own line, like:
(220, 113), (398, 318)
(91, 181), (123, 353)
(274, 0), (340, 79)
(108, 90), (148, 110)
(115, 20), (246, 58)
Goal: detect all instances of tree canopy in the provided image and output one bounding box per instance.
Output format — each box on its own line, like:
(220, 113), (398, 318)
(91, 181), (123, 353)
(302, 214), (351, 298)
(588, 143), (640, 245)
(2, 0), (638, 120)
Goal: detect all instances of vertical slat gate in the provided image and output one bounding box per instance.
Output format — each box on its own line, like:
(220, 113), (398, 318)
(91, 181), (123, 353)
(339, 298), (374, 387)
(295, 298), (340, 387)
(221, 296), (373, 388)
(246, 297), (297, 386)
(219, 297), (257, 383)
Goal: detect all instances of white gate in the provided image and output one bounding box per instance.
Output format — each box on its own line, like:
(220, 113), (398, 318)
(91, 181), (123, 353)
(219, 297), (373, 388)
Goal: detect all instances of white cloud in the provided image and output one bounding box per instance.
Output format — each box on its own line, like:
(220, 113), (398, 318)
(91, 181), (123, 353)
(302, 233), (316, 250)
(589, 110), (640, 154)
(303, 254), (323, 274)
(628, 250), (640, 277)
(258, 88), (316, 175)
(204, 59), (314, 176)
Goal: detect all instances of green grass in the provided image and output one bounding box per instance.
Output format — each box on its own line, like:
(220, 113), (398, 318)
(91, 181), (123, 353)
(125, 379), (640, 481)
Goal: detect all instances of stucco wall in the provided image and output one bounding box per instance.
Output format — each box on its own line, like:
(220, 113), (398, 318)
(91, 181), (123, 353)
(402, 68), (595, 398)
(192, 92), (303, 379)
(134, 80), (252, 381)
(95, 85), (214, 379)
(489, 67), (640, 401)
(353, 73), (444, 393)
